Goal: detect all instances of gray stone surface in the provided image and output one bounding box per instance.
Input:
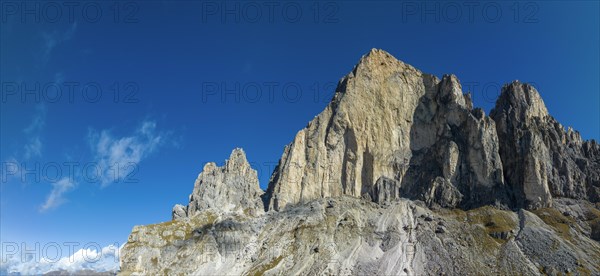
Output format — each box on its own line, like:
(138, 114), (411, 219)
(120, 197), (600, 275)
(172, 148), (265, 219)
(491, 82), (600, 209)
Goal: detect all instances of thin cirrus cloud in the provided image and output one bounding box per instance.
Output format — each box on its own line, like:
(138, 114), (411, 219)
(41, 22), (77, 65)
(23, 104), (46, 160)
(88, 120), (167, 187)
(39, 177), (76, 212)
(35, 120), (167, 212)
(0, 104), (46, 186)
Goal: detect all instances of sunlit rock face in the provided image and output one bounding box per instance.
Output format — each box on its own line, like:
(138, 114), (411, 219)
(266, 49), (508, 211)
(120, 49), (600, 276)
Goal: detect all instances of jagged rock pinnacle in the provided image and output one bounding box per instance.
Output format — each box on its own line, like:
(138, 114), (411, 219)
(172, 148), (264, 219)
(493, 81), (549, 121)
(491, 81), (599, 208)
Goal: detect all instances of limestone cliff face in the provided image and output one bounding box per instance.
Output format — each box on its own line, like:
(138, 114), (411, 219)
(266, 49), (508, 211)
(172, 148), (264, 219)
(266, 49), (427, 210)
(491, 82), (600, 209)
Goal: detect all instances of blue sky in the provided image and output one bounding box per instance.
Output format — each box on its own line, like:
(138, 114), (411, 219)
(1, 1), (598, 273)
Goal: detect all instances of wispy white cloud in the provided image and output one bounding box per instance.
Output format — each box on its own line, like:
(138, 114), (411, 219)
(5, 118), (169, 211)
(39, 177), (76, 212)
(89, 120), (166, 187)
(42, 22), (77, 64)
(0, 244), (121, 275)
(23, 137), (42, 160)
(2, 105), (47, 184)
(23, 104), (46, 160)
(1, 105), (45, 189)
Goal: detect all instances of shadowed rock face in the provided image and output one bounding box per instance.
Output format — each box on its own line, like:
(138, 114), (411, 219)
(491, 82), (600, 209)
(121, 49), (600, 276)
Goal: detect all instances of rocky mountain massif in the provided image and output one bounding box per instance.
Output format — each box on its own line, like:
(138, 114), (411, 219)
(119, 49), (600, 275)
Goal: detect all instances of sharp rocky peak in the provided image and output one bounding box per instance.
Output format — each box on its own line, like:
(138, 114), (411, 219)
(492, 81), (549, 121)
(172, 148), (264, 220)
(349, 48), (421, 79)
(225, 147), (252, 172)
(358, 48), (406, 67)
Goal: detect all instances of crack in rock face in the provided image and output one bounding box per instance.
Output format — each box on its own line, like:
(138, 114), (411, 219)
(120, 49), (600, 276)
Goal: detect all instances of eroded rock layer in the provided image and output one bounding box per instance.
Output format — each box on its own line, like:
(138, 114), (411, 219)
(121, 197), (600, 275)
